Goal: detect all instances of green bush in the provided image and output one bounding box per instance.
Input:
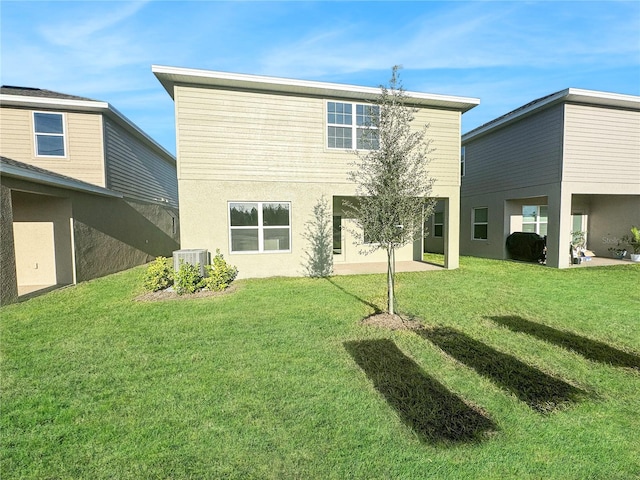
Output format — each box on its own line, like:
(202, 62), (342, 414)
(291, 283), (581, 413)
(143, 257), (174, 292)
(174, 261), (203, 295)
(201, 250), (239, 292)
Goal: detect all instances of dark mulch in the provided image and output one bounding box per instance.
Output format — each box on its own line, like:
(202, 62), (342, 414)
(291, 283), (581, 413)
(134, 284), (239, 302)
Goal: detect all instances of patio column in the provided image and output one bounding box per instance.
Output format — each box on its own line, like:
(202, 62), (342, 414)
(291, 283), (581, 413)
(443, 196), (460, 269)
(546, 186), (572, 268)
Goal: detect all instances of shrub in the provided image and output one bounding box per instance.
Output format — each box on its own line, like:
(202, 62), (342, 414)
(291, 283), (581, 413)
(174, 261), (203, 295)
(201, 250), (238, 292)
(143, 257), (174, 292)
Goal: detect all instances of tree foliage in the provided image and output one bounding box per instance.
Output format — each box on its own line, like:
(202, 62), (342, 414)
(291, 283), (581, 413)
(346, 66), (436, 314)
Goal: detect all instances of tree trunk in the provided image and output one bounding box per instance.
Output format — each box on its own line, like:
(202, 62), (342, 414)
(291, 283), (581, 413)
(387, 244), (395, 315)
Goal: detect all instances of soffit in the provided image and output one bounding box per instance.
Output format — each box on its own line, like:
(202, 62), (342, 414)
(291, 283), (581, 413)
(152, 65), (480, 113)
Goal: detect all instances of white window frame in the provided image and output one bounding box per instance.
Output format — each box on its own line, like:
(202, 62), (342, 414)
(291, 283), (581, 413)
(472, 207), (488, 240)
(228, 201), (291, 254)
(522, 205), (548, 235)
(326, 100), (379, 151)
(460, 146), (466, 177)
(33, 111), (67, 158)
(433, 211), (444, 238)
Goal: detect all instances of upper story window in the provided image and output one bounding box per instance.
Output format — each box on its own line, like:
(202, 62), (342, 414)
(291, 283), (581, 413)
(229, 202), (291, 253)
(327, 101), (379, 150)
(33, 112), (66, 157)
(460, 146), (466, 177)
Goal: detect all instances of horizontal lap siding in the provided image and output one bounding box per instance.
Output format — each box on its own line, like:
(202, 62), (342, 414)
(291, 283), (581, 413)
(104, 117), (178, 207)
(0, 107), (105, 187)
(413, 108), (461, 188)
(563, 105), (640, 185)
(175, 86), (461, 188)
(462, 105), (563, 197)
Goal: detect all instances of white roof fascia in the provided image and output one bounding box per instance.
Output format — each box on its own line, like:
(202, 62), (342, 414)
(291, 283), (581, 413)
(0, 162), (123, 198)
(152, 64), (480, 113)
(0, 94), (176, 164)
(463, 88), (640, 143)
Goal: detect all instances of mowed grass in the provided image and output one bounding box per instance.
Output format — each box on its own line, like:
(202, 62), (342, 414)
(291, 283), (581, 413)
(2, 257), (639, 479)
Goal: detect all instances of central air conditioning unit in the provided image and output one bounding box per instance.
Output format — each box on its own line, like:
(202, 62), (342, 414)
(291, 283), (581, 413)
(172, 249), (208, 277)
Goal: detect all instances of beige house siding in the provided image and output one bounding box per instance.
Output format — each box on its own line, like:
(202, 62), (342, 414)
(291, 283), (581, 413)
(462, 104), (564, 198)
(413, 109), (462, 188)
(175, 86), (461, 187)
(104, 117), (179, 207)
(563, 104), (640, 188)
(0, 106), (105, 186)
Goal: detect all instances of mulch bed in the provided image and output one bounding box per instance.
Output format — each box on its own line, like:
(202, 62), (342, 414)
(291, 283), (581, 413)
(134, 284), (239, 302)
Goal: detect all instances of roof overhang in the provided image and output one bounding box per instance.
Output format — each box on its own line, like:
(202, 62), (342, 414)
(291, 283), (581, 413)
(0, 93), (176, 165)
(0, 158), (123, 198)
(152, 64), (480, 113)
(463, 88), (640, 143)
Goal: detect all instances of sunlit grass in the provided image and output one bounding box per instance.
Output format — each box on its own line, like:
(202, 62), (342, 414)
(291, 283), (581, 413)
(2, 257), (639, 479)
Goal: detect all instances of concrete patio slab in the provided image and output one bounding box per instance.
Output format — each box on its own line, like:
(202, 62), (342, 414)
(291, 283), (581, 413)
(333, 260), (444, 275)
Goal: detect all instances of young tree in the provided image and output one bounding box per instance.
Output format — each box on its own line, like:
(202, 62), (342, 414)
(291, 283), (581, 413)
(346, 66), (436, 315)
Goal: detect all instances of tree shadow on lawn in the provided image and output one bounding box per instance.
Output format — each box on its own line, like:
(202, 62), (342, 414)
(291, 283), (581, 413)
(489, 316), (640, 370)
(417, 327), (590, 414)
(344, 339), (497, 445)
(326, 278), (382, 314)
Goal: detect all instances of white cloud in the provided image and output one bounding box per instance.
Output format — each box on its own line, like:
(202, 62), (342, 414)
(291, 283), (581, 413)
(258, 2), (640, 79)
(38, 1), (149, 48)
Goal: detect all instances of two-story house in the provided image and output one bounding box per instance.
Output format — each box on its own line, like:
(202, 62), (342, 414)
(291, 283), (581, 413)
(460, 88), (640, 268)
(0, 86), (180, 304)
(152, 65), (479, 278)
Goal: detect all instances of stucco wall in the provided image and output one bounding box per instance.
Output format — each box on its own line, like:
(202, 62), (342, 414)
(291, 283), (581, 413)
(0, 183), (18, 305)
(73, 197), (179, 282)
(0, 176), (180, 302)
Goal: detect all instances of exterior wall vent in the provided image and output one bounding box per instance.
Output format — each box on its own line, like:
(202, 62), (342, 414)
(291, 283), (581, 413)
(173, 249), (208, 276)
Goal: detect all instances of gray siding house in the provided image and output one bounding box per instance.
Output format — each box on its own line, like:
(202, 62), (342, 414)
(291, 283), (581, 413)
(0, 86), (180, 304)
(460, 88), (640, 268)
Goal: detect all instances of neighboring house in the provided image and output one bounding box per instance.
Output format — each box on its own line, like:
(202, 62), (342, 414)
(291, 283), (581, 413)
(0, 86), (179, 305)
(460, 88), (640, 268)
(152, 65), (479, 278)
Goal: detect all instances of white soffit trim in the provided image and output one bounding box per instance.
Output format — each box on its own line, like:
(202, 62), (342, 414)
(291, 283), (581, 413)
(152, 64), (480, 113)
(0, 94), (176, 164)
(463, 88), (640, 142)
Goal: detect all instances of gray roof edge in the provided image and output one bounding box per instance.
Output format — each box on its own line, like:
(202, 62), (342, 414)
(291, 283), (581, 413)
(463, 88), (640, 143)
(0, 157), (123, 198)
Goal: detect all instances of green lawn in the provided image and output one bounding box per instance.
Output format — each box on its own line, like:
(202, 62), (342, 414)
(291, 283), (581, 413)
(2, 257), (639, 479)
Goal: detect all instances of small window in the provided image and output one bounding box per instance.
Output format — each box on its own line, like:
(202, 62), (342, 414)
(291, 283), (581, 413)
(34, 112), (65, 157)
(229, 202), (291, 253)
(522, 205), (548, 235)
(460, 146), (466, 177)
(433, 211), (444, 238)
(327, 101), (378, 150)
(473, 207), (488, 240)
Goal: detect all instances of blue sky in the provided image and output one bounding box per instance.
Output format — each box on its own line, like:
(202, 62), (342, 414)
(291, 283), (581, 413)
(2, 1), (639, 155)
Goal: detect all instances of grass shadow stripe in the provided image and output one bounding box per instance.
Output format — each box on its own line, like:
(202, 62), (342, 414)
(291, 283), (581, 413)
(344, 339), (497, 444)
(418, 327), (589, 414)
(489, 316), (640, 370)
